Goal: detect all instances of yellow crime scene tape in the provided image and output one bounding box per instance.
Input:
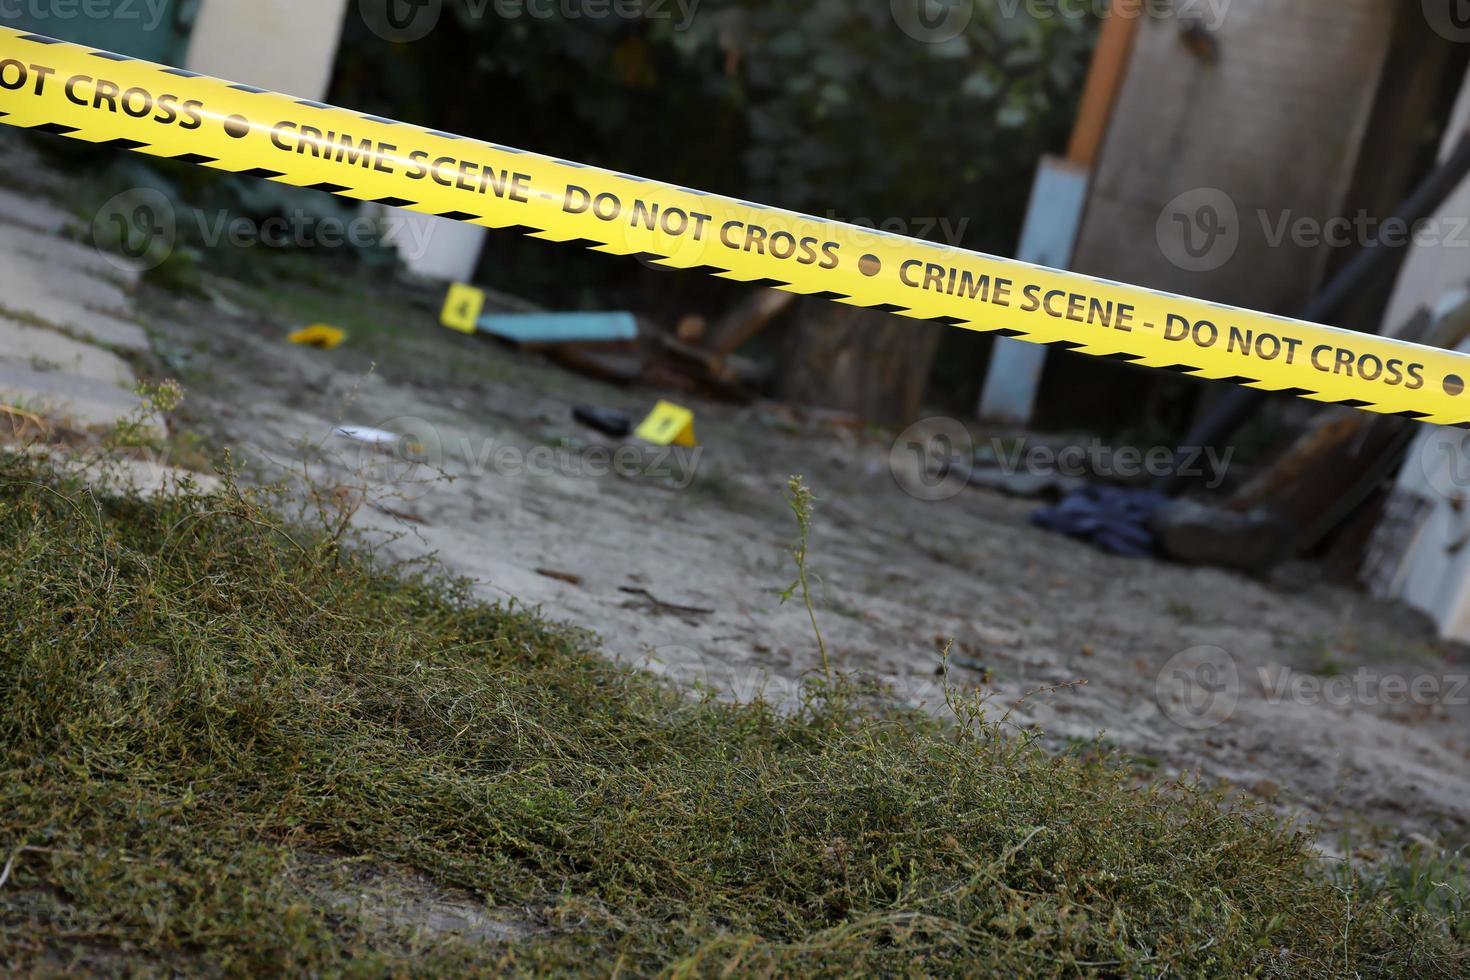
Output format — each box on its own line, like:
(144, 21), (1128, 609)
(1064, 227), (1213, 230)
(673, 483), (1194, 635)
(2, 26), (1469, 425)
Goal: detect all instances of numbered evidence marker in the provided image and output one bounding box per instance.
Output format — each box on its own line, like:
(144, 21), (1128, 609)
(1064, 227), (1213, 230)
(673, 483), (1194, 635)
(634, 400), (698, 448)
(441, 283), (487, 334)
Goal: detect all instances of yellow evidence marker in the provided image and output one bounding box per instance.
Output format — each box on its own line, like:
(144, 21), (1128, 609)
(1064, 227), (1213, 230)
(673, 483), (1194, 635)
(287, 324), (347, 349)
(441, 283), (487, 334)
(634, 400), (698, 448)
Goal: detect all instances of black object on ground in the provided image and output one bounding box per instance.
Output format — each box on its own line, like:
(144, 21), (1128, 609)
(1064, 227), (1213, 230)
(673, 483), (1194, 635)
(572, 405), (632, 438)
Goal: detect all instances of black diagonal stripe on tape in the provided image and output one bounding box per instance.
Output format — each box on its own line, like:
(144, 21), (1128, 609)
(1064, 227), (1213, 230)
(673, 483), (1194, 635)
(363, 115), (399, 126)
(97, 137), (149, 150)
(307, 182), (351, 193)
(1330, 398), (1374, 409)
(680, 265), (733, 277)
(632, 252), (672, 264)
(17, 34), (60, 44)
(91, 51), (132, 61)
(428, 130), (463, 141)
(438, 210), (482, 221)
(1096, 352), (1145, 363)
(497, 224), (546, 236)
(173, 152), (218, 165)
(163, 68), (202, 78)
(30, 123), (77, 135)
(991, 326), (1026, 336)
(237, 168), (285, 179)
(228, 84), (268, 94)
(296, 100), (331, 110)
(739, 278), (795, 290)
(1157, 363), (1204, 374)
(1043, 340), (1087, 351)
(373, 196), (417, 207)
(866, 303), (908, 314)
(806, 291), (853, 302)
(1392, 410), (1433, 420)
(1272, 387), (1317, 398)
(1213, 376), (1261, 386)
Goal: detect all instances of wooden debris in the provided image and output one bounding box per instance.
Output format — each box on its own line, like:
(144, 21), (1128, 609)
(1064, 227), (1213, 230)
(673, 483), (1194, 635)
(703, 287), (797, 355)
(537, 568), (584, 586)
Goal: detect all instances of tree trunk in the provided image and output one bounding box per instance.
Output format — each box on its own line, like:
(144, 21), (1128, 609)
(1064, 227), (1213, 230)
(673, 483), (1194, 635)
(777, 302), (942, 428)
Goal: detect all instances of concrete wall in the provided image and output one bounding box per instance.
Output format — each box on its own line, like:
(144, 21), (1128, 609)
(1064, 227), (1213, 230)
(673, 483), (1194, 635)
(186, 0), (349, 100)
(1377, 73), (1470, 338)
(185, 1), (487, 280)
(1070, 0), (1394, 313)
(1366, 68), (1470, 642)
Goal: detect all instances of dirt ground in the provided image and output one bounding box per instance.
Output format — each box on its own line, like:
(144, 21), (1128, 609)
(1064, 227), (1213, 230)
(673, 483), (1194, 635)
(5, 133), (1468, 857)
(132, 270), (1468, 857)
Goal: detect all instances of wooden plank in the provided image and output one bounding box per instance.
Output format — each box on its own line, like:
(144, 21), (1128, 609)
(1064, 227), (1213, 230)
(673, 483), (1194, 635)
(977, 156), (1090, 425)
(1066, 0), (1143, 168)
(479, 312), (639, 345)
(703, 288), (797, 355)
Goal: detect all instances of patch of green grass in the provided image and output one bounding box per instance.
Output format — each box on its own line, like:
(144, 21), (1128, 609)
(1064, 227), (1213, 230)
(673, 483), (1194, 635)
(0, 452), (1464, 975)
(1166, 600), (1197, 623)
(1341, 844), (1470, 944)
